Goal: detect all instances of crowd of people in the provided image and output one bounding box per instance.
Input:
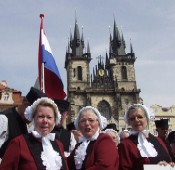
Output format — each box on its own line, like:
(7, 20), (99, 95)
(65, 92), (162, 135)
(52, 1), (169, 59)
(0, 88), (175, 170)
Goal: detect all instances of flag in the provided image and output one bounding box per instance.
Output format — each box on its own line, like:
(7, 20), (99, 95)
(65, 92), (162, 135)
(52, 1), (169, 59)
(38, 14), (66, 99)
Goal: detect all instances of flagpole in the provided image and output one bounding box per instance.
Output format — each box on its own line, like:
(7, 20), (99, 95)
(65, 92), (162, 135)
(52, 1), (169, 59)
(42, 62), (45, 93)
(40, 14), (45, 93)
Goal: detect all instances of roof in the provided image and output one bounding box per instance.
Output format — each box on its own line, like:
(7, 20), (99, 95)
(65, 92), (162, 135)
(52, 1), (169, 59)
(0, 81), (21, 93)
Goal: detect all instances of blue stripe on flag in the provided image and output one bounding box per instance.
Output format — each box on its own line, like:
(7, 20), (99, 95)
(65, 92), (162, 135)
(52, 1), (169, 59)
(42, 45), (62, 80)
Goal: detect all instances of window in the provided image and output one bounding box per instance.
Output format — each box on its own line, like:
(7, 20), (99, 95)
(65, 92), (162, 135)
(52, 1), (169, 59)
(77, 66), (82, 80)
(98, 100), (112, 120)
(121, 66), (127, 80)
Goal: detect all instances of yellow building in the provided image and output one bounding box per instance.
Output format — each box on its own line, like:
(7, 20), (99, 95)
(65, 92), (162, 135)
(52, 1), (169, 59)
(149, 105), (175, 135)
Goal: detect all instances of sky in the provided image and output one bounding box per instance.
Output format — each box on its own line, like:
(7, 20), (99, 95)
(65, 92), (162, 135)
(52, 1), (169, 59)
(0, 0), (175, 107)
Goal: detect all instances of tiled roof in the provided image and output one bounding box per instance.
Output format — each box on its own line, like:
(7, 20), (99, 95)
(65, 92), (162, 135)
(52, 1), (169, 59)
(0, 83), (20, 93)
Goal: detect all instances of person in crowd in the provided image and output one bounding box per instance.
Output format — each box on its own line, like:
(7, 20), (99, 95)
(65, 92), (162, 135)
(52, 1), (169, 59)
(0, 87), (45, 161)
(168, 131), (175, 161)
(118, 104), (174, 170)
(52, 99), (76, 157)
(155, 119), (175, 162)
(68, 106), (119, 170)
(102, 123), (120, 147)
(103, 123), (119, 132)
(155, 119), (169, 140)
(0, 97), (68, 170)
(67, 121), (76, 132)
(119, 129), (130, 141)
(71, 130), (83, 143)
(103, 128), (120, 147)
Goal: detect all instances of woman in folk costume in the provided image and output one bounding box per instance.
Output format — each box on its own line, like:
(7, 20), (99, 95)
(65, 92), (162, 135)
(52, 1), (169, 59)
(118, 104), (174, 170)
(102, 123), (120, 148)
(68, 106), (119, 170)
(0, 97), (68, 170)
(102, 128), (120, 148)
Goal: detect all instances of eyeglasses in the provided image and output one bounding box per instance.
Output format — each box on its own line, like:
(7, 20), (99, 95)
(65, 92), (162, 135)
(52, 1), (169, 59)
(129, 115), (145, 121)
(79, 118), (98, 124)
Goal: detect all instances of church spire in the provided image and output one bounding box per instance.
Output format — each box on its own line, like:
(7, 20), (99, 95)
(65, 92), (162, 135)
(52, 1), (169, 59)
(130, 39), (134, 53)
(70, 12), (84, 57)
(73, 18), (80, 45)
(113, 18), (121, 44)
(81, 26), (84, 49)
(109, 26), (112, 58)
(130, 39), (135, 59)
(118, 30), (126, 55)
(67, 38), (70, 53)
(121, 31), (126, 49)
(87, 41), (90, 53)
(110, 17), (126, 56)
(70, 26), (72, 42)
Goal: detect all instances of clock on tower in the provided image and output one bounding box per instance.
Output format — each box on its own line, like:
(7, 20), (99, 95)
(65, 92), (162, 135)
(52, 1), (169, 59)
(98, 69), (105, 76)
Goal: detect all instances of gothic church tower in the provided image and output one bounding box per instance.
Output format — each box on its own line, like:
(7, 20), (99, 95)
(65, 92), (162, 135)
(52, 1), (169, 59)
(65, 17), (91, 120)
(65, 17), (141, 130)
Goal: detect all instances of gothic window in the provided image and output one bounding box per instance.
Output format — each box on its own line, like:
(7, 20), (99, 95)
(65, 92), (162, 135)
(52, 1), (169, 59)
(77, 66), (82, 80)
(98, 100), (112, 120)
(121, 66), (127, 80)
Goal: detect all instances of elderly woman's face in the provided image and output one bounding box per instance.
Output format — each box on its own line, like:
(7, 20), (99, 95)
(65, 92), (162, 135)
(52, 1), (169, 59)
(34, 105), (55, 136)
(106, 131), (119, 145)
(128, 108), (147, 131)
(79, 110), (99, 138)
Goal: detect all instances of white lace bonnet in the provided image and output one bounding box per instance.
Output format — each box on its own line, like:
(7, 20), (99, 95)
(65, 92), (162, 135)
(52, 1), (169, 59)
(124, 104), (154, 126)
(74, 106), (107, 130)
(24, 97), (61, 125)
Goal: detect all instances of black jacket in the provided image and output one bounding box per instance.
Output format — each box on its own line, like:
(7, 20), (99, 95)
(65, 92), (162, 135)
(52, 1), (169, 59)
(0, 107), (28, 158)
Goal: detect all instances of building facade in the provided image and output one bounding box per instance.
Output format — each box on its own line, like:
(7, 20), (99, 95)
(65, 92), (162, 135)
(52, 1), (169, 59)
(65, 18), (141, 131)
(149, 105), (175, 135)
(0, 80), (22, 112)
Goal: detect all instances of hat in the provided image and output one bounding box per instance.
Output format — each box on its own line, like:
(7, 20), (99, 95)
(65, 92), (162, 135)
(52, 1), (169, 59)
(26, 87), (46, 105)
(67, 122), (76, 131)
(74, 106), (107, 130)
(124, 104), (153, 126)
(168, 131), (175, 144)
(53, 99), (70, 114)
(24, 97), (61, 125)
(103, 123), (118, 132)
(155, 119), (169, 129)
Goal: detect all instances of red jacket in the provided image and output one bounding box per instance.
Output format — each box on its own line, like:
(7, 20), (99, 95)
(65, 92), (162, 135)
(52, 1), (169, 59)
(0, 134), (68, 170)
(68, 133), (119, 170)
(118, 133), (171, 170)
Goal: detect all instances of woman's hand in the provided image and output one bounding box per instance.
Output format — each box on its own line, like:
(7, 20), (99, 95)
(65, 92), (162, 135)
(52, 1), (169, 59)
(169, 161), (175, 167)
(158, 161), (175, 167)
(158, 160), (168, 166)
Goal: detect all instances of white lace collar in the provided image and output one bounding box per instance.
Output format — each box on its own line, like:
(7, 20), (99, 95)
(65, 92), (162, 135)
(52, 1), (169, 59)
(32, 131), (63, 170)
(74, 131), (100, 170)
(130, 130), (158, 157)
